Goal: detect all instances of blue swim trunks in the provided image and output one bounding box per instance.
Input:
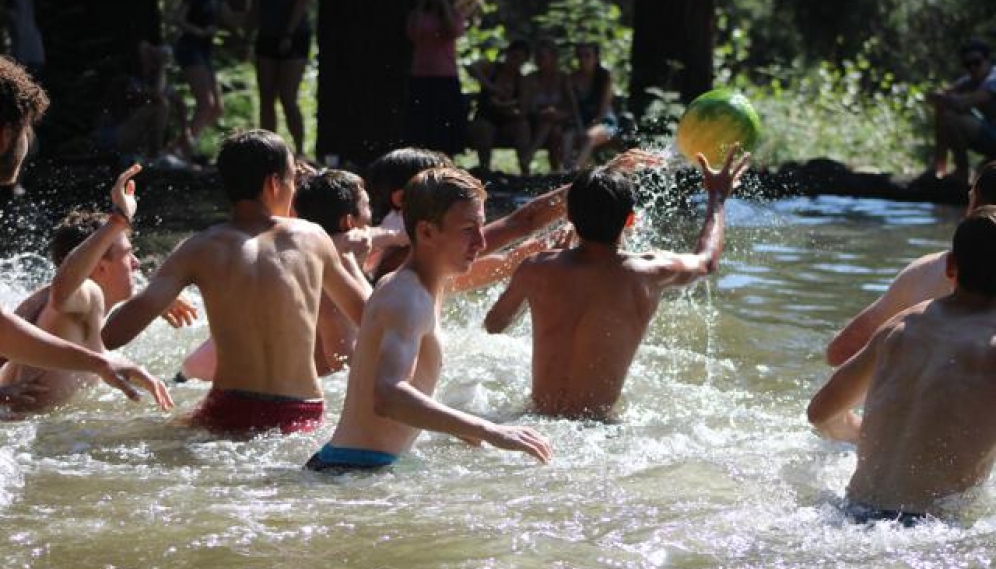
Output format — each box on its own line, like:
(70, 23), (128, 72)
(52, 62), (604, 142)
(304, 443), (398, 473)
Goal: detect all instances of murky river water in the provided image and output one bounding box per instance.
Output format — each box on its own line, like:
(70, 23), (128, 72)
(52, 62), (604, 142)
(3, 193), (992, 569)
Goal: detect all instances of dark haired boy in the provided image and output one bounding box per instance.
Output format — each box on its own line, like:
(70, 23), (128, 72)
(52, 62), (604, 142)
(809, 206), (996, 523)
(0, 165), (174, 412)
(484, 148), (749, 420)
(294, 169), (403, 373)
(103, 130), (369, 436)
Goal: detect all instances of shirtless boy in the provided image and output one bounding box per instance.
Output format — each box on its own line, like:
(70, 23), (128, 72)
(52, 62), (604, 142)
(808, 207), (996, 523)
(102, 130), (369, 435)
(484, 148), (749, 419)
(0, 165), (174, 412)
(826, 161), (996, 366)
(294, 169), (399, 374)
(178, 162), (559, 381)
(0, 57), (157, 395)
(306, 167), (552, 471)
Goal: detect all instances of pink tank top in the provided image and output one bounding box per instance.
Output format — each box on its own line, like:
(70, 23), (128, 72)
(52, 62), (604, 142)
(408, 12), (464, 77)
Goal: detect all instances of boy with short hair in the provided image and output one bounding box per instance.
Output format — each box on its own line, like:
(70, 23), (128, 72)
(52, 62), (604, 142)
(103, 130), (369, 436)
(0, 164), (175, 412)
(306, 167), (552, 472)
(484, 148), (749, 419)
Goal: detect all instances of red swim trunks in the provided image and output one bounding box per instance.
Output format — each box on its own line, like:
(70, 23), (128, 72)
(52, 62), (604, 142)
(188, 388), (325, 435)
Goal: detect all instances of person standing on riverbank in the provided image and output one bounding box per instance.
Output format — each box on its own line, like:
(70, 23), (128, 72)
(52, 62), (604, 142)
(483, 148), (748, 420)
(102, 130), (369, 435)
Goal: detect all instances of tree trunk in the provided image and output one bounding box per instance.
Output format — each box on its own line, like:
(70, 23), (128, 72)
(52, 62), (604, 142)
(316, 0), (413, 167)
(629, 0), (713, 118)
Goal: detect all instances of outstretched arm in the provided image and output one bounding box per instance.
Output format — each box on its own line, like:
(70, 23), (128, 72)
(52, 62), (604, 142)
(826, 252), (950, 366)
(808, 325), (885, 443)
(0, 308), (172, 409)
(449, 225), (570, 293)
(484, 260), (532, 334)
(103, 243), (193, 350)
(372, 297), (551, 463)
(482, 186), (567, 254)
(645, 148), (750, 288)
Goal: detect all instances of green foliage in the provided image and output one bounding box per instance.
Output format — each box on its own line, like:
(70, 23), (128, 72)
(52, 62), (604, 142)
(457, 1), (507, 92)
(711, 8), (933, 174)
(163, 0), (319, 159)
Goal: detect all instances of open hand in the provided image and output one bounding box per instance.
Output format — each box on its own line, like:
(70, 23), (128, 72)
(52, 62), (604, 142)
(97, 354), (174, 411)
(161, 296), (198, 328)
(696, 144), (750, 201)
(111, 164), (141, 223)
(484, 424), (552, 464)
(0, 377), (49, 406)
(544, 223), (575, 250)
(334, 229), (373, 263)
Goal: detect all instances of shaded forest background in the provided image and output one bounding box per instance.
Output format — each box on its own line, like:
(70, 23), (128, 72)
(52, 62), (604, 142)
(13, 0), (996, 174)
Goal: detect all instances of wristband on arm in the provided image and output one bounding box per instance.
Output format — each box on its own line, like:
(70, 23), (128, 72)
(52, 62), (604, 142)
(109, 205), (132, 228)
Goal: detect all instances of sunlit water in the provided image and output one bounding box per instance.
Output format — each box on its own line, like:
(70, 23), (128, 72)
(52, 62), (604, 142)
(4, 191), (993, 568)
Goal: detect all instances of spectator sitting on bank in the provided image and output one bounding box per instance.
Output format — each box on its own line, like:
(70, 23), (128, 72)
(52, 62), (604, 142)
(927, 38), (996, 185)
(466, 39), (532, 175)
(567, 41), (617, 170)
(523, 38), (578, 173)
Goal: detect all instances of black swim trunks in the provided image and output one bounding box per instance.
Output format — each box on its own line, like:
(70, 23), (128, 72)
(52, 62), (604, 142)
(255, 32), (311, 61)
(844, 501), (927, 527)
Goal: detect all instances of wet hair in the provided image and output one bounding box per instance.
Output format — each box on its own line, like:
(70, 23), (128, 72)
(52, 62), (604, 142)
(49, 211), (113, 266)
(972, 161), (996, 206)
(366, 147), (453, 219)
(506, 39), (531, 58)
(403, 167), (487, 243)
(216, 130), (292, 203)
(294, 169), (365, 236)
(567, 167), (636, 245)
(951, 206), (996, 296)
(960, 38), (991, 59)
(0, 56), (48, 130)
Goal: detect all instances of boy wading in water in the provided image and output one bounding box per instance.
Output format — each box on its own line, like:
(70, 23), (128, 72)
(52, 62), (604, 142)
(103, 130), (369, 435)
(307, 168), (552, 471)
(485, 148), (749, 420)
(0, 165), (175, 412)
(809, 206), (996, 524)
(0, 57), (160, 393)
